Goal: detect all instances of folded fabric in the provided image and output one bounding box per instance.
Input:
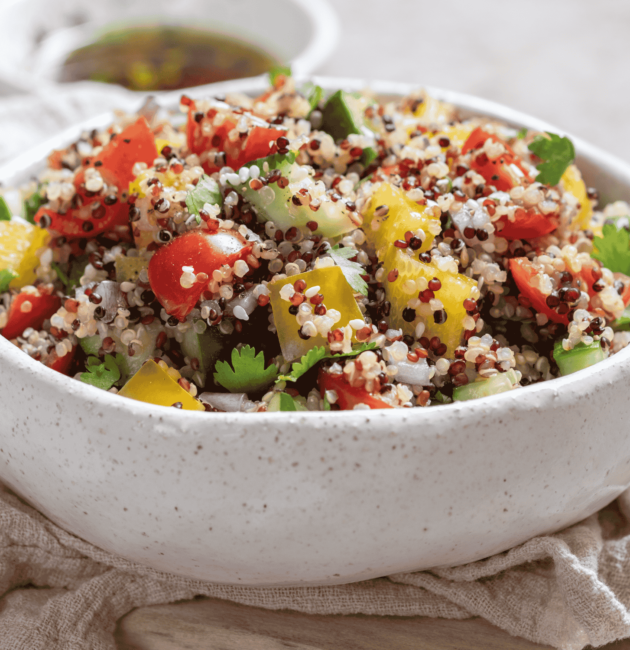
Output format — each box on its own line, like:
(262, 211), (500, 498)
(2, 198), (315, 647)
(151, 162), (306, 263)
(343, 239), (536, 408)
(0, 83), (138, 164)
(1, 483), (630, 650)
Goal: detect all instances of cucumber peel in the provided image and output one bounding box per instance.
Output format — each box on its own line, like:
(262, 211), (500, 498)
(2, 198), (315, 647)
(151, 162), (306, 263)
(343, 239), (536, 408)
(79, 321), (161, 382)
(553, 339), (606, 376)
(181, 321), (231, 387)
(453, 369), (520, 402)
(321, 90), (378, 166)
(229, 152), (361, 238)
(611, 305), (630, 332)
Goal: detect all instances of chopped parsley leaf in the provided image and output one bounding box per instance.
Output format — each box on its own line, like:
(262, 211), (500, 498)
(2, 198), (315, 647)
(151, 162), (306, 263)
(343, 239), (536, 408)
(528, 132), (575, 186)
(329, 245), (368, 296)
(214, 345), (279, 393)
(278, 342), (378, 383)
(80, 354), (123, 391)
(591, 223), (630, 275)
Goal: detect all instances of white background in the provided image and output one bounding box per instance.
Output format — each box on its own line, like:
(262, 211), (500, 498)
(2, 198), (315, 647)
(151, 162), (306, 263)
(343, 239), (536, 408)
(317, 0), (630, 162)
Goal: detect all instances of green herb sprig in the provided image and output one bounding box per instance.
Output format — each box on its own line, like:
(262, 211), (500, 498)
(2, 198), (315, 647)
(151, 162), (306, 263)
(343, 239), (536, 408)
(591, 223), (630, 275)
(328, 245), (368, 296)
(528, 132), (575, 186)
(278, 342), (378, 383)
(80, 354), (124, 391)
(214, 345), (279, 393)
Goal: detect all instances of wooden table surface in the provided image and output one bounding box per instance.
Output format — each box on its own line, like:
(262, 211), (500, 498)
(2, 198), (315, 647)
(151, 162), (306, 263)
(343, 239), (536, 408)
(114, 597), (630, 650)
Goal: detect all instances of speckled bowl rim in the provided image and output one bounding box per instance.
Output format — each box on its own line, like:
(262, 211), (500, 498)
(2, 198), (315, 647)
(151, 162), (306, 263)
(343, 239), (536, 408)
(2, 75), (630, 431)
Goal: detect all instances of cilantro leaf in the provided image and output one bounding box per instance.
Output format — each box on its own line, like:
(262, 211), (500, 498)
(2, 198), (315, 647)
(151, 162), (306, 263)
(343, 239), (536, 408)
(517, 128), (528, 140)
(301, 82), (324, 112)
(0, 269), (17, 292)
(591, 223), (630, 275)
(214, 345), (279, 393)
(328, 245), (368, 296)
(279, 346), (328, 382)
(80, 354), (122, 391)
(279, 393), (297, 411)
(23, 185), (46, 224)
(278, 342), (378, 382)
(186, 175), (222, 222)
(323, 394), (331, 411)
(269, 64), (291, 85)
(0, 196), (11, 221)
(528, 132), (575, 186)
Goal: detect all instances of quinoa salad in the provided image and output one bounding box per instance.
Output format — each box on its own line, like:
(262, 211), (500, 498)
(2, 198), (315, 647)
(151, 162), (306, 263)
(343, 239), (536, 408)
(1, 74), (630, 413)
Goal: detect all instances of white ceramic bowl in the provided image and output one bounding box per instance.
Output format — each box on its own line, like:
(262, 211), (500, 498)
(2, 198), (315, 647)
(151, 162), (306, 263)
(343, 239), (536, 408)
(0, 0), (339, 94)
(2, 77), (630, 587)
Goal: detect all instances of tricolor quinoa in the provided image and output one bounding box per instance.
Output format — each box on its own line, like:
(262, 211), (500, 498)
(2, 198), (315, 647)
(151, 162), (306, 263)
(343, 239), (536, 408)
(1, 75), (630, 412)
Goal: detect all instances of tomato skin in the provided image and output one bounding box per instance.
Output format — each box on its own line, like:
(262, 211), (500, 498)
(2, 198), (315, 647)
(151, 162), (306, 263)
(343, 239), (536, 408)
(46, 345), (76, 375)
(579, 263), (602, 299)
(497, 209), (559, 241)
(570, 264), (628, 305)
(97, 117), (158, 189)
(509, 257), (569, 325)
(463, 127), (530, 192)
(1, 290), (61, 340)
(229, 126), (283, 171)
(148, 231), (253, 321)
(34, 117), (157, 240)
(186, 103), (284, 174)
(462, 128), (559, 240)
(318, 368), (393, 410)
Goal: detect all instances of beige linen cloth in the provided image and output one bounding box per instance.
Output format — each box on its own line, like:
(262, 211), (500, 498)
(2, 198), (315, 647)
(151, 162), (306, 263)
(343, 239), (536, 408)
(2, 482), (630, 650)
(3, 87), (630, 650)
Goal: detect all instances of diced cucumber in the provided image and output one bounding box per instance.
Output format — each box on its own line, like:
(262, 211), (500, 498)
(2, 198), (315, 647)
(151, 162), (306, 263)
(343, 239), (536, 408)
(181, 320), (229, 386)
(453, 369), (520, 402)
(553, 339), (607, 376)
(612, 305), (630, 332)
(229, 152), (361, 238)
(185, 174), (223, 216)
(267, 392), (307, 412)
(321, 90), (378, 166)
(79, 320), (161, 382)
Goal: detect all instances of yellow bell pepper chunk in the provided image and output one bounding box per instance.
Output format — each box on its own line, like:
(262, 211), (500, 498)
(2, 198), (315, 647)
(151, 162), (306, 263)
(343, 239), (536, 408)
(269, 265), (364, 361)
(410, 94), (455, 127)
(561, 164), (592, 230)
(384, 248), (477, 356)
(0, 220), (49, 289)
(118, 359), (204, 411)
(433, 123), (474, 150)
(115, 255), (148, 283)
(363, 183), (439, 258)
(155, 137), (185, 155)
(128, 168), (189, 199)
